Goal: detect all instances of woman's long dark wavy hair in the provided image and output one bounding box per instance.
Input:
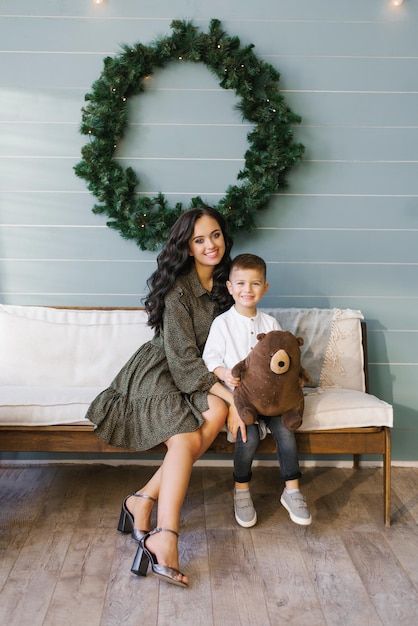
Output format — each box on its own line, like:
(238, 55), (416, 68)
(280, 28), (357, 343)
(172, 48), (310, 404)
(144, 206), (234, 333)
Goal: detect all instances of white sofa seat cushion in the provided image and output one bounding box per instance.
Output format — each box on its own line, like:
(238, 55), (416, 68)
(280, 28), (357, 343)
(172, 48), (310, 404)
(0, 386), (393, 431)
(299, 388), (393, 431)
(0, 386), (100, 426)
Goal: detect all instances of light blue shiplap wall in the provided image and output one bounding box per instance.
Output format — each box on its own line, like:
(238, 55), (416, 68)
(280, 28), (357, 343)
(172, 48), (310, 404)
(1, 0), (417, 461)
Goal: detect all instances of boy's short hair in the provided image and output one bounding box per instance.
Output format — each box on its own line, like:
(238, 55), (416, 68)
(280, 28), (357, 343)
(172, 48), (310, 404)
(229, 254), (266, 280)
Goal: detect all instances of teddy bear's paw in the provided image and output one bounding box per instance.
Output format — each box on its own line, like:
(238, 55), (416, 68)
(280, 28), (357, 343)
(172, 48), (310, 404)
(282, 412), (302, 431)
(241, 408), (258, 425)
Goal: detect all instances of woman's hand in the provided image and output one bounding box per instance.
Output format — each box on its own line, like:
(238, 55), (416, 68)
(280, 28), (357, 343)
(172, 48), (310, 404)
(209, 381), (246, 442)
(227, 405), (247, 443)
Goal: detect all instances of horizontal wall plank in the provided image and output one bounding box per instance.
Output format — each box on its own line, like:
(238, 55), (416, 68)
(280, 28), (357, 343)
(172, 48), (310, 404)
(1, 193), (416, 232)
(296, 127), (418, 162)
(0, 88), (86, 123)
(0, 122), (250, 160)
(1, 260), (415, 300)
(0, 191), (105, 225)
(4, 157), (418, 196)
(2, 52), (418, 94)
(269, 57), (418, 92)
(2, 17), (418, 58)
(286, 92), (418, 127)
(121, 87), (244, 125)
(0, 17), (173, 52)
(0, 123), (83, 157)
(255, 196), (418, 230)
(2, 87), (418, 130)
(361, 301), (418, 332)
(245, 262), (418, 298)
(236, 228), (418, 263)
(120, 124), (250, 160)
(0, 226), (155, 261)
(2, 226), (417, 264)
(3, 120), (418, 162)
(2, 0), (417, 22)
(126, 90), (418, 127)
(288, 162), (418, 196)
(369, 364), (418, 424)
(0, 157), (87, 192)
(368, 331), (418, 365)
(0, 156), (246, 193)
(0, 259), (153, 295)
(259, 296), (418, 332)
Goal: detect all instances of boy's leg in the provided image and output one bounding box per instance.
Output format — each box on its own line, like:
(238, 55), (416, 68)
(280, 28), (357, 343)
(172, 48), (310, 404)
(233, 424), (259, 527)
(266, 415), (312, 526)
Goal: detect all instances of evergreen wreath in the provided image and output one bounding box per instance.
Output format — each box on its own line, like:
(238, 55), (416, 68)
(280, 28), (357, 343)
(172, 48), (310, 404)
(74, 18), (304, 250)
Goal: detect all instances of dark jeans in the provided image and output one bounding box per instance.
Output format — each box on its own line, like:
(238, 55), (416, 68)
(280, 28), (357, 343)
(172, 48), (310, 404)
(233, 415), (302, 484)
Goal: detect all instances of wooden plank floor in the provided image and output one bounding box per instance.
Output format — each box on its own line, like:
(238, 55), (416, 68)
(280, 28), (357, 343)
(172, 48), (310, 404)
(1, 464), (418, 626)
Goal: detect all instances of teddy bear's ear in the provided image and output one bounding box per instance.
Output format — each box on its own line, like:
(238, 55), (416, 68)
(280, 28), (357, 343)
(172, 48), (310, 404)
(297, 336), (304, 346)
(256, 333), (267, 341)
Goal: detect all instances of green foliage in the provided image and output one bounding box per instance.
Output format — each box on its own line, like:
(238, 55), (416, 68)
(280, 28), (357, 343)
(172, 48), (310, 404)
(74, 18), (304, 251)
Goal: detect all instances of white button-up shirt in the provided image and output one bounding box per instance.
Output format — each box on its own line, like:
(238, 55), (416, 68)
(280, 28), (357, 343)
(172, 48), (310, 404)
(202, 305), (281, 388)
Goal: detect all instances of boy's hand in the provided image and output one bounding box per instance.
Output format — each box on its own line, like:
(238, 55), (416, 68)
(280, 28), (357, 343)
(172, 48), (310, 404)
(215, 366), (240, 389)
(223, 370), (241, 389)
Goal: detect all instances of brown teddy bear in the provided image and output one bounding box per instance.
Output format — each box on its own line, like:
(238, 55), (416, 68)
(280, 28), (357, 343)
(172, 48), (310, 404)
(231, 330), (312, 431)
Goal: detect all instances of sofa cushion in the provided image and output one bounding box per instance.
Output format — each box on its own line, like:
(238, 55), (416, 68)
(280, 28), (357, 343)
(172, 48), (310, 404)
(0, 305), (153, 387)
(0, 386), (393, 430)
(262, 308), (365, 392)
(0, 386), (101, 426)
(299, 388), (393, 430)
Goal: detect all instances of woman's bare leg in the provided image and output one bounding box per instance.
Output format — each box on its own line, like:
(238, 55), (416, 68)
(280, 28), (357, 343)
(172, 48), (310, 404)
(127, 395), (227, 531)
(143, 430), (202, 585)
(193, 394), (228, 459)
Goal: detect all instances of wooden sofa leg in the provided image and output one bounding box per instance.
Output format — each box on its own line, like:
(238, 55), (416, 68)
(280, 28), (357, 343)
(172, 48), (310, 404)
(353, 454), (360, 469)
(384, 427), (392, 527)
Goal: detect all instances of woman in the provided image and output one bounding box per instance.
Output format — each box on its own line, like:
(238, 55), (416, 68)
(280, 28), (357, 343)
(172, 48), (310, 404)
(86, 206), (239, 587)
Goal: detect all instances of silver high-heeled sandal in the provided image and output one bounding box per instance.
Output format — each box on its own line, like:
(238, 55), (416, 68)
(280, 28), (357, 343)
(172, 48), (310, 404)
(117, 493), (157, 542)
(131, 528), (188, 588)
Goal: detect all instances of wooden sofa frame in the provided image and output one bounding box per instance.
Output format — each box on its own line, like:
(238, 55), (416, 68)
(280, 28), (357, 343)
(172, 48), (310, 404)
(0, 308), (391, 526)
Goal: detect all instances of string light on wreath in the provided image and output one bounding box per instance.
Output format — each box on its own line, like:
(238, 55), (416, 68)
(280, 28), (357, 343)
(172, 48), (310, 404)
(74, 18), (304, 251)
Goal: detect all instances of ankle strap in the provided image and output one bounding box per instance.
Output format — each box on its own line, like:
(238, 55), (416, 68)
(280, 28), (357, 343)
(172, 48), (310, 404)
(132, 493), (157, 503)
(150, 527), (179, 538)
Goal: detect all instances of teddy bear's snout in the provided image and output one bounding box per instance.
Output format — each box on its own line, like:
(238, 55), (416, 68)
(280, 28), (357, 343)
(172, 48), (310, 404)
(270, 348), (290, 375)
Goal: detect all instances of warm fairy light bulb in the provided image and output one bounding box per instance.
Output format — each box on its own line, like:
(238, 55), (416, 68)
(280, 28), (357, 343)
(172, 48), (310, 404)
(391, 0), (403, 6)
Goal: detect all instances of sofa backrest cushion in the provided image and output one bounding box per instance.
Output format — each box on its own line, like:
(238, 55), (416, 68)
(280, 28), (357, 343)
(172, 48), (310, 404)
(261, 308), (365, 392)
(0, 305), (365, 392)
(0, 305), (154, 387)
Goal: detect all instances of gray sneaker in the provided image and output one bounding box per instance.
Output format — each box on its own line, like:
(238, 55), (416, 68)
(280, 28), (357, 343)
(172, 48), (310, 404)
(280, 489), (312, 526)
(234, 488), (257, 527)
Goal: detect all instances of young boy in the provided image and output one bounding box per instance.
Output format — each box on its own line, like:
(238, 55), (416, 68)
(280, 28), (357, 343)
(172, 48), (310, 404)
(203, 254), (312, 528)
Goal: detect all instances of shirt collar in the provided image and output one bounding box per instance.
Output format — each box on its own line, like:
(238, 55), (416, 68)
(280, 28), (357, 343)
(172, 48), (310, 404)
(230, 305), (259, 321)
(184, 265), (209, 298)
(178, 265), (208, 298)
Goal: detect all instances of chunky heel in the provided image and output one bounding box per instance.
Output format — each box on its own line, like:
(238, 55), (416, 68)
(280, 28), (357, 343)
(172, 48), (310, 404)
(117, 505), (133, 533)
(130, 528), (188, 588)
(131, 545), (150, 576)
(117, 493), (157, 542)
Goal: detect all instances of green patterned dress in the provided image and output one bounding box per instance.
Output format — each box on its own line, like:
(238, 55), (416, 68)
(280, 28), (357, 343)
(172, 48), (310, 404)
(86, 267), (220, 451)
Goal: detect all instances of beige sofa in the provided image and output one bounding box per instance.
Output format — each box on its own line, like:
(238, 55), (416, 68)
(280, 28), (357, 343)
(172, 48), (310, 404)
(0, 305), (393, 524)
